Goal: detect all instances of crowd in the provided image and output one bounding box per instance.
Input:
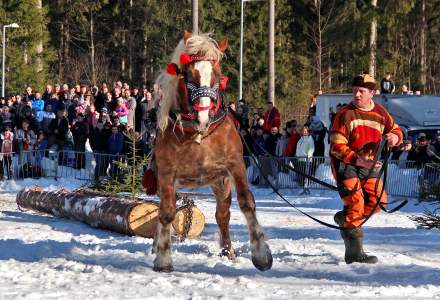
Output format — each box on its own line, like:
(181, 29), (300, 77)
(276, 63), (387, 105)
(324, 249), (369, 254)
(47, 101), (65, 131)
(0, 81), (159, 179)
(0, 80), (438, 181)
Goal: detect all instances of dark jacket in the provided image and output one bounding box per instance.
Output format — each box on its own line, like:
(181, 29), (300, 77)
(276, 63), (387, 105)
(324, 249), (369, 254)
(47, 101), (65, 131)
(71, 120), (89, 145)
(89, 127), (111, 152)
(49, 117), (69, 141)
(108, 132), (124, 154)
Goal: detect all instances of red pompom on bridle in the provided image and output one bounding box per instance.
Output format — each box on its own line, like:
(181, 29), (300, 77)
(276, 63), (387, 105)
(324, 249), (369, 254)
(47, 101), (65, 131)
(166, 63), (178, 76)
(219, 75), (229, 90)
(180, 53), (192, 65)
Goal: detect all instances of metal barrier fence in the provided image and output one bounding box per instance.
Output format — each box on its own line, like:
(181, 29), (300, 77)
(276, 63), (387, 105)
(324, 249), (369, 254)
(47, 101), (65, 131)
(2, 150), (125, 182)
(0, 150), (436, 200)
(420, 163), (440, 200)
(244, 156), (429, 199)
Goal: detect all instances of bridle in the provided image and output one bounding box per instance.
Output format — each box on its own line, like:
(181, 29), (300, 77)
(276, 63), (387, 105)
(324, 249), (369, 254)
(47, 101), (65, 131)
(166, 54), (229, 142)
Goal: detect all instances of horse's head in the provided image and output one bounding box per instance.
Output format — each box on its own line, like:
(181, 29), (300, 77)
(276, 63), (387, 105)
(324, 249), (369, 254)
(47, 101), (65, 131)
(171, 31), (228, 131)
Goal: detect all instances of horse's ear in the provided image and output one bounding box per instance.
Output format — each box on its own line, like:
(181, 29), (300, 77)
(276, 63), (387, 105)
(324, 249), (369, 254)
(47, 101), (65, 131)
(183, 30), (192, 42)
(218, 38), (228, 53)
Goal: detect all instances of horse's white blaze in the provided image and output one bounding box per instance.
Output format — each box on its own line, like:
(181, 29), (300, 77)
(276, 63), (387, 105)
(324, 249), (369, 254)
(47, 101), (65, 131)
(194, 61), (212, 130)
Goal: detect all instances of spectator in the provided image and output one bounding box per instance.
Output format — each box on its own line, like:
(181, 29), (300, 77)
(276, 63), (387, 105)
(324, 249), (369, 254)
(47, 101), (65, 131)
(253, 127), (267, 157)
(0, 124), (14, 179)
(68, 95), (80, 123)
(263, 101), (281, 132)
(250, 113), (261, 128)
(408, 133), (431, 166)
(98, 107), (112, 125)
(40, 104), (56, 134)
(23, 86), (35, 103)
(103, 92), (115, 112)
(124, 89), (136, 129)
(238, 99), (250, 128)
(90, 121), (111, 181)
(265, 126), (281, 156)
(108, 125), (124, 177)
(15, 119), (37, 165)
(309, 115), (327, 157)
(391, 139), (413, 168)
(113, 97), (128, 125)
(380, 73), (395, 94)
(34, 131), (49, 168)
(32, 92), (45, 119)
(48, 109), (69, 151)
(21, 108), (40, 133)
(42, 84), (53, 102)
(283, 121), (300, 157)
(88, 105), (100, 129)
(401, 84), (412, 95)
(71, 113), (89, 169)
(428, 131), (440, 163)
(295, 126), (315, 189)
(275, 124), (290, 157)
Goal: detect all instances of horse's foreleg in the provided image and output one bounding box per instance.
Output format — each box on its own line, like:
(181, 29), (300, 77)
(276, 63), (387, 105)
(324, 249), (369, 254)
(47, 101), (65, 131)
(211, 177), (235, 259)
(153, 180), (176, 272)
(230, 162), (273, 271)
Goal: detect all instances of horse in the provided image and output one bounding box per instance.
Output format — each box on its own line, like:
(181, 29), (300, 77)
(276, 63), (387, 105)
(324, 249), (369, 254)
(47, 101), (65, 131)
(149, 31), (273, 272)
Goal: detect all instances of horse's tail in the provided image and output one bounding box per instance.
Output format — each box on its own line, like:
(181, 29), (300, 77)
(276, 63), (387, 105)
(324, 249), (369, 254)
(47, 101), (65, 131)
(142, 169), (158, 195)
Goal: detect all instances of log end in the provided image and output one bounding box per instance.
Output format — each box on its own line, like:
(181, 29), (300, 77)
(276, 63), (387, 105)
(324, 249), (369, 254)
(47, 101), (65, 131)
(172, 206), (205, 239)
(128, 203), (160, 238)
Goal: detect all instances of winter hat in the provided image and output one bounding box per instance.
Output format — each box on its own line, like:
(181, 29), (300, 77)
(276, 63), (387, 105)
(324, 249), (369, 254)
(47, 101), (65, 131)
(352, 72), (376, 90)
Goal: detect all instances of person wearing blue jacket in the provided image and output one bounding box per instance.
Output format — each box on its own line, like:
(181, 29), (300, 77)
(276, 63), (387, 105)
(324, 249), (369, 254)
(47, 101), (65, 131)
(32, 92), (45, 119)
(108, 125), (124, 177)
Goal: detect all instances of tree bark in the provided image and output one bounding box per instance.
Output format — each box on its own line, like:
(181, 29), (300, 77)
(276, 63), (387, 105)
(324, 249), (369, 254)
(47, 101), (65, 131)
(36, 0), (44, 72)
(90, 10), (96, 85)
(420, 0), (427, 92)
(369, 0), (378, 77)
(16, 189), (205, 239)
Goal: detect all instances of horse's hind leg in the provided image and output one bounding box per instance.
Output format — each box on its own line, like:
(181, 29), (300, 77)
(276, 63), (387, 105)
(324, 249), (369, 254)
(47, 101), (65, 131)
(153, 178), (176, 272)
(229, 162), (273, 271)
(211, 177), (235, 259)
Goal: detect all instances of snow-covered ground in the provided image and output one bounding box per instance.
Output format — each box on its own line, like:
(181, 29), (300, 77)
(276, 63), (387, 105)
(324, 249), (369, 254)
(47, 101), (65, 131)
(0, 179), (439, 299)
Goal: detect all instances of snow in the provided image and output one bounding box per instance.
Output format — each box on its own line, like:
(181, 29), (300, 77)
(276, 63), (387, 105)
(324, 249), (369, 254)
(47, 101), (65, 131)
(0, 179), (440, 299)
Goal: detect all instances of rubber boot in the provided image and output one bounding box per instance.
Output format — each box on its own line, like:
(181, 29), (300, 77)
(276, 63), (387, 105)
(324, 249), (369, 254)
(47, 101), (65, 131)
(341, 228), (378, 264)
(333, 211), (378, 264)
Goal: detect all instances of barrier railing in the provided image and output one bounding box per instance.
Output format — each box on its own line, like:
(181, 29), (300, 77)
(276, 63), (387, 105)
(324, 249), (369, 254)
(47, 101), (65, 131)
(244, 156), (429, 199)
(0, 150), (436, 200)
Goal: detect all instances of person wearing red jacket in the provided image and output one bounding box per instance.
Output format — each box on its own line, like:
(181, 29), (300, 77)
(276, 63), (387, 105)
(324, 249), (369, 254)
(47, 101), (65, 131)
(263, 101), (281, 132)
(283, 125), (300, 157)
(330, 73), (402, 265)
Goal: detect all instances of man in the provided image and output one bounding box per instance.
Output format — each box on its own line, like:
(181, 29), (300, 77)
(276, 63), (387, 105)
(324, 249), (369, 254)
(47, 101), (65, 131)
(380, 73), (395, 94)
(263, 101), (281, 132)
(428, 131), (440, 163)
(123, 89), (136, 129)
(71, 113), (89, 169)
(330, 73), (402, 264)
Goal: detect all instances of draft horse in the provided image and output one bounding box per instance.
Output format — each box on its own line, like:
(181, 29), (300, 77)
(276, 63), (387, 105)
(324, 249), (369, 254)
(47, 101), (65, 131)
(149, 31), (273, 272)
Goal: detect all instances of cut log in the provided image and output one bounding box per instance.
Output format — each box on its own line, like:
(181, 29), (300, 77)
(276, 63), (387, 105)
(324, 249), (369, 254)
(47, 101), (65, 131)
(16, 188), (205, 239)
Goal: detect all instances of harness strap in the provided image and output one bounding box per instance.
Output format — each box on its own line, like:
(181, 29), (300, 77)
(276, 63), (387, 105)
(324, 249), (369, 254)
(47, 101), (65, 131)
(228, 107), (407, 230)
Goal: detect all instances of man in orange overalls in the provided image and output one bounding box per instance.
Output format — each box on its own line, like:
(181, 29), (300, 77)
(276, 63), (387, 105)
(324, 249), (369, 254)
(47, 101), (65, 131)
(330, 73), (403, 264)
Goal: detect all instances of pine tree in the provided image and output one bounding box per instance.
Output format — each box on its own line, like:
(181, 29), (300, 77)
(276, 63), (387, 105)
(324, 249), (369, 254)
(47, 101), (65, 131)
(0, 0), (55, 95)
(103, 129), (151, 200)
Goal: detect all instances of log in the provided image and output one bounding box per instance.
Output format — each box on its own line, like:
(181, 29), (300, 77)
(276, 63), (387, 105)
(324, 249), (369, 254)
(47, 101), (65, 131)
(16, 188), (205, 239)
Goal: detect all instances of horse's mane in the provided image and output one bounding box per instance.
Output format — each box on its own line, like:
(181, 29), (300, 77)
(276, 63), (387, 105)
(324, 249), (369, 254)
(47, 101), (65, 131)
(156, 33), (224, 132)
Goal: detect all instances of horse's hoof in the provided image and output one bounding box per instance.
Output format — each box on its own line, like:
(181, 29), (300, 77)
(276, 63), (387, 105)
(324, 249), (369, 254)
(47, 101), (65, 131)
(251, 242), (273, 272)
(153, 265), (174, 273)
(219, 247), (236, 260)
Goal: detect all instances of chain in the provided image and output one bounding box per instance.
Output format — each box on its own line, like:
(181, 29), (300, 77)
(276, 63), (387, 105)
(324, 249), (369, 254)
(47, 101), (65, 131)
(180, 196), (194, 242)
